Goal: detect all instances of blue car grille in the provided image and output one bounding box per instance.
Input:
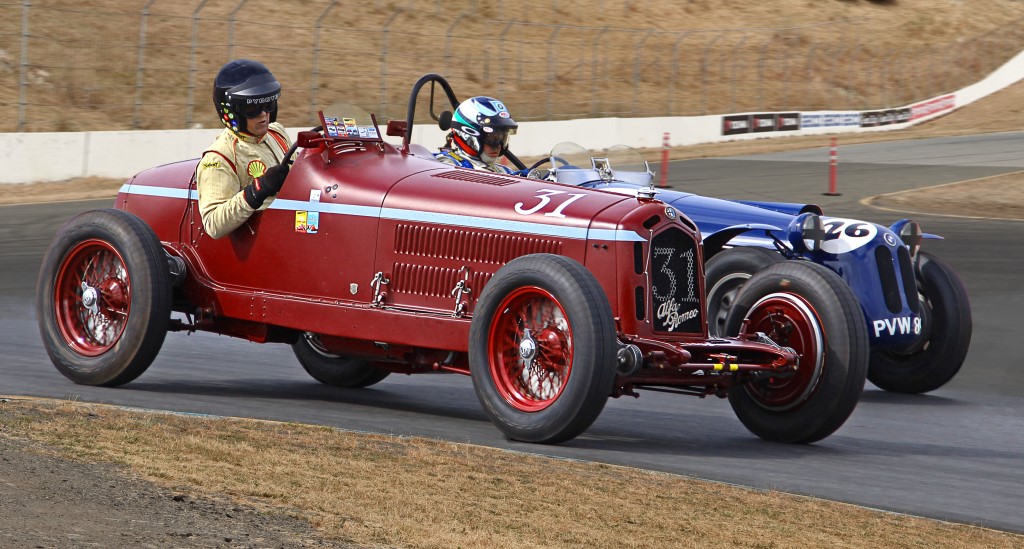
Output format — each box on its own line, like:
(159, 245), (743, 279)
(897, 246), (920, 313)
(875, 246), (903, 314)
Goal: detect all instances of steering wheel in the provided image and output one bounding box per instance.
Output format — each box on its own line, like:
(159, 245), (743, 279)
(527, 156), (576, 171)
(522, 156), (578, 180)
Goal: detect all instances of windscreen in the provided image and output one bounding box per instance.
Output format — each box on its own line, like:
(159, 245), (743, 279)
(549, 142), (601, 186)
(605, 145), (653, 186)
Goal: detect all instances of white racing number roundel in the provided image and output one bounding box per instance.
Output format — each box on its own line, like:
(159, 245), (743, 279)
(820, 217), (878, 254)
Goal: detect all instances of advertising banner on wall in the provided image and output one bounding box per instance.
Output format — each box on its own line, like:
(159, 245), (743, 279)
(722, 113), (801, 135)
(800, 112), (861, 128)
(910, 94), (956, 121)
(722, 115), (752, 135)
(776, 113), (801, 131)
(861, 108), (912, 127)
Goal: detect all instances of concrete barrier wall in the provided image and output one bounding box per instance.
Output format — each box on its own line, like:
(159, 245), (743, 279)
(2, 48), (1023, 185)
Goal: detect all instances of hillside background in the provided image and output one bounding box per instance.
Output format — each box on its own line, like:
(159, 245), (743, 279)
(2, 0), (1024, 132)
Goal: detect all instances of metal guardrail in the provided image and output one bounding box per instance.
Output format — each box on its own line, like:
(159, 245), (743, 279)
(3, 1), (1024, 132)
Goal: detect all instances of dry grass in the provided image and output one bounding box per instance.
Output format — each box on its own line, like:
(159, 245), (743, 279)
(1, 398), (1021, 549)
(3, 0), (1024, 131)
(866, 170), (1024, 221)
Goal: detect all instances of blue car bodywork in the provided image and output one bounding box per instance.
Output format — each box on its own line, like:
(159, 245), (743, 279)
(605, 186), (924, 349)
(537, 143), (971, 394)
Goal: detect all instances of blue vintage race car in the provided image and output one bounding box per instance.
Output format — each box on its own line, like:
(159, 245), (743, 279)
(525, 142), (972, 394)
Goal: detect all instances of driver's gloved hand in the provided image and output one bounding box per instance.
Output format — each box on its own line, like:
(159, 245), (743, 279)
(243, 163), (290, 209)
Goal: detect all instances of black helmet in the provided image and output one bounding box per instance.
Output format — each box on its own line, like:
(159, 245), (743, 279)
(212, 59), (281, 134)
(450, 96), (518, 162)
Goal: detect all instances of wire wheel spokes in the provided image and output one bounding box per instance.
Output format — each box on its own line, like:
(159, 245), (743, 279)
(54, 239), (131, 356)
(488, 286), (573, 412)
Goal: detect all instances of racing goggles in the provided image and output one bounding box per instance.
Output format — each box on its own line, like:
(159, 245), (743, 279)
(235, 99), (277, 119)
(479, 129), (513, 149)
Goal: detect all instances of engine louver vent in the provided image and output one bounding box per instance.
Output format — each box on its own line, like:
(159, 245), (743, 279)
(649, 227), (702, 333)
(433, 170), (518, 185)
(391, 263), (492, 299)
(395, 224), (561, 264)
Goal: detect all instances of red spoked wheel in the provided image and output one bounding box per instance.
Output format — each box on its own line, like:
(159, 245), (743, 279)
(54, 239), (132, 356)
(487, 286), (573, 412)
(740, 293), (824, 411)
(37, 209), (171, 387)
(470, 254), (616, 444)
(723, 261), (868, 444)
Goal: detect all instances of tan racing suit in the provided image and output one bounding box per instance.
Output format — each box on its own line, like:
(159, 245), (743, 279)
(196, 122), (291, 239)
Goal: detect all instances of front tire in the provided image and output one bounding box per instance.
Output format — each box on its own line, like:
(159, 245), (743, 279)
(724, 261), (868, 444)
(469, 254), (617, 444)
(868, 252), (972, 394)
(292, 333), (391, 388)
(705, 247), (785, 337)
(36, 209), (171, 386)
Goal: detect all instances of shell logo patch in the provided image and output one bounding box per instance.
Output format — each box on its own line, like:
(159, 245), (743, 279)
(247, 160), (267, 179)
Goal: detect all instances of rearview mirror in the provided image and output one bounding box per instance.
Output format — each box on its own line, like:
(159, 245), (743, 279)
(438, 110), (452, 131)
(386, 120), (408, 138)
(296, 130), (321, 148)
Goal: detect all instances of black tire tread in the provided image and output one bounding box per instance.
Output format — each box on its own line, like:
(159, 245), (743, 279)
(36, 209), (171, 386)
(292, 334), (391, 388)
(725, 261), (868, 444)
(704, 247), (786, 337)
(469, 254), (616, 444)
(868, 252), (972, 394)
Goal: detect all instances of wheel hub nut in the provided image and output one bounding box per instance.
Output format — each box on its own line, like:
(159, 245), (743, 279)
(81, 282), (99, 314)
(519, 336), (536, 361)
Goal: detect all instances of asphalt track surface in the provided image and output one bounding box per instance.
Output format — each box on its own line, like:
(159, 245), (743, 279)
(2, 132), (1023, 532)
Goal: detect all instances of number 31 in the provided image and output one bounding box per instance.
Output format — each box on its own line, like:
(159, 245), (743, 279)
(515, 190), (586, 218)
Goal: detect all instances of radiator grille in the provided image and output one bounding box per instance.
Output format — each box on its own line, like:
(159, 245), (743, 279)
(875, 246), (902, 314)
(897, 245), (920, 313)
(649, 228), (702, 333)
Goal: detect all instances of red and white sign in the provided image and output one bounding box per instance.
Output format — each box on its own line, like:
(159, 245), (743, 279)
(910, 94), (956, 121)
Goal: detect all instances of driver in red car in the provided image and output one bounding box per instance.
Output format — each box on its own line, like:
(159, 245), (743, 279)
(196, 59), (293, 239)
(435, 96), (518, 174)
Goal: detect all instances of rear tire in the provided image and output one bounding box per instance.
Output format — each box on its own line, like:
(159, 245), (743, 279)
(868, 252), (972, 394)
(469, 254), (617, 444)
(724, 261), (868, 444)
(36, 209), (171, 386)
(293, 333), (390, 388)
(705, 247), (785, 337)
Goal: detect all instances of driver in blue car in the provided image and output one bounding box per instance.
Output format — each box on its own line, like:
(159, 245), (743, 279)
(196, 59), (293, 239)
(435, 96), (518, 174)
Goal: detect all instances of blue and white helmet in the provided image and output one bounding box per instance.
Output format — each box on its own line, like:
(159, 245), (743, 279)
(450, 96), (518, 162)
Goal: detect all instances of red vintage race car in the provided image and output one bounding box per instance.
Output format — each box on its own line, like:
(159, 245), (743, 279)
(36, 74), (868, 445)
